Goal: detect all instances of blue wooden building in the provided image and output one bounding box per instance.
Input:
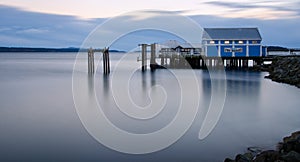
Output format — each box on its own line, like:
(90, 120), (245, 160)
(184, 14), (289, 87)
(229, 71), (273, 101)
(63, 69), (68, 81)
(153, 28), (267, 69)
(202, 28), (265, 57)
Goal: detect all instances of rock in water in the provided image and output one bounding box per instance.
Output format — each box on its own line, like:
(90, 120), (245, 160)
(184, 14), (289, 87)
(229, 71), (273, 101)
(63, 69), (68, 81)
(224, 131), (300, 162)
(281, 151), (300, 162)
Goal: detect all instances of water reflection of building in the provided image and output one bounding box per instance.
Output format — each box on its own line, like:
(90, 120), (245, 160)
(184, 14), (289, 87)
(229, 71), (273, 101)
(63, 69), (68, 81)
(201, 71), (262, 109)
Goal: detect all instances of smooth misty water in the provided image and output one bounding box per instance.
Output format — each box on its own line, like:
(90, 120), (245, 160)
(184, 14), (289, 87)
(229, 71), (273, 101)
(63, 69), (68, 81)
(0, 52), (299, 162)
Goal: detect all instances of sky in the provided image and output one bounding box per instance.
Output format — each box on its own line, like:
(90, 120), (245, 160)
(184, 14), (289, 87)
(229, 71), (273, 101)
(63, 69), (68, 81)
(1, 0), (300, 50)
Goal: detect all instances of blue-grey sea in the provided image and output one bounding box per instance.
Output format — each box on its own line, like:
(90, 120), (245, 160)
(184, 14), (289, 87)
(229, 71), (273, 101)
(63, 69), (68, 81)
(0, 52), (299, 162)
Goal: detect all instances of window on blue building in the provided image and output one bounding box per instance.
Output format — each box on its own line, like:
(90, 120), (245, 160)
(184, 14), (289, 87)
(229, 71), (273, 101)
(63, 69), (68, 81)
(224, 48), (232, 52)
(234, 48), (243, 52)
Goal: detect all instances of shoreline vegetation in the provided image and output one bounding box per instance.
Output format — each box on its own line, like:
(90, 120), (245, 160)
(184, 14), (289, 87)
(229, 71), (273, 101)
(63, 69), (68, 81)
(224, 131), (300, 162)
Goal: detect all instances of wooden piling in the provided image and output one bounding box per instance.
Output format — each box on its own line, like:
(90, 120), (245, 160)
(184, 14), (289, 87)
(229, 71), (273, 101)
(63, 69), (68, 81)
(103, 47), (110, 74)
(161, 56), (165, 66)
(107, 47), (110, 74)
(141, 44), (147, 71)
(103, 49), (106, 74)
(242, 59), (248, 69)
(150, 43), (157, 71)
(88, 47), (94, 74)
(203, 58), (206, 69)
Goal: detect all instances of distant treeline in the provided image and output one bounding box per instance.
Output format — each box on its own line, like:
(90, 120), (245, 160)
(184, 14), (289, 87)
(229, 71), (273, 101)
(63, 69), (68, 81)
(0, 47), (126, 53)
(266, 46), (300, 52)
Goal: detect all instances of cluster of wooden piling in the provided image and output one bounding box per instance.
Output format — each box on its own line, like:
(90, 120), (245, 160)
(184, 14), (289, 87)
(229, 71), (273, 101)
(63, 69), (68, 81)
(139, 43), (159, 71)
(87, 47), (110, 74)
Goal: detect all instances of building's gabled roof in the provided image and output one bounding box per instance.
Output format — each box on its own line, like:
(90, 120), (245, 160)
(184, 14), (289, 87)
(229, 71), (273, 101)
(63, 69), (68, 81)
(176, 43), (202, 49)
(161, 40), (202, 49)
(161, 40), (181, 49)
(203, 28), (262, 40)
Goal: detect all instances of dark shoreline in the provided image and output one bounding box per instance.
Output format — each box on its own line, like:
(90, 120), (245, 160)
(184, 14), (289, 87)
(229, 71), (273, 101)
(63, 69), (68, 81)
(224, 131), (300, 162)
(265, 56), (300, 88)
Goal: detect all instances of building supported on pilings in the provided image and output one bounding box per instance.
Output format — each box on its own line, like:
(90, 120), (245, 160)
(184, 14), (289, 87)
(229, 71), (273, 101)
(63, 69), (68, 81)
(155, 28), (267, 69)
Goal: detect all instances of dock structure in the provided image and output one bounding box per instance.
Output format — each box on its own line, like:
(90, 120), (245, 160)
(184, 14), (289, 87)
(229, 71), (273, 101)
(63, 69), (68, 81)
(138, 28), (268, 70)
(87, 47), (110, 74)
(157, 51), (264, 70)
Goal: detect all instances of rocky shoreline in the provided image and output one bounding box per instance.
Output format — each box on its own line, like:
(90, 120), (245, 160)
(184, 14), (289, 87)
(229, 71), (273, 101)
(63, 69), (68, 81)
(264, 56), (300, 88)
(224, 131), (300, 162)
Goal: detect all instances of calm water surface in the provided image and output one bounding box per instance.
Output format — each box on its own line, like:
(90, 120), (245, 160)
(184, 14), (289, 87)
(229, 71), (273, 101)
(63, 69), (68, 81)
(0, 52), (299, 161)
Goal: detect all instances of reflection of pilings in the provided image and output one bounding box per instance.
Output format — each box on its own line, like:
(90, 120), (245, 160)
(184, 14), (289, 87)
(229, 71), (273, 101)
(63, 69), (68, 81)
(88, 48), (95, 74)
(88, 74), (94, 96)
(102, 74), (110, 94)
(201, 58), (205, 69)
(103, 47), (110, 74)
(103, 49), (106, 74)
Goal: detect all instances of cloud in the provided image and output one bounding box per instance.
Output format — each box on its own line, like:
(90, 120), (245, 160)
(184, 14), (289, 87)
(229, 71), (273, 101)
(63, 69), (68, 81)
(0, 5), (104, 47)
(0, 5), (299, 49)
(202, 1), (300, 19)
(204, 1), (257, 9)
(16, 28), (49, 34)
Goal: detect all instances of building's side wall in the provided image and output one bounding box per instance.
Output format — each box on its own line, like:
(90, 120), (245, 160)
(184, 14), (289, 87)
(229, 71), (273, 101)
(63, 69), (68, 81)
(234, 45), (247, 57)
(249, 45), (261, 57)
(207, 45), (219, 57)
(249, 40), (261, 44)
(262, 46), (267, 57)
(220, 45), (233, 57)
